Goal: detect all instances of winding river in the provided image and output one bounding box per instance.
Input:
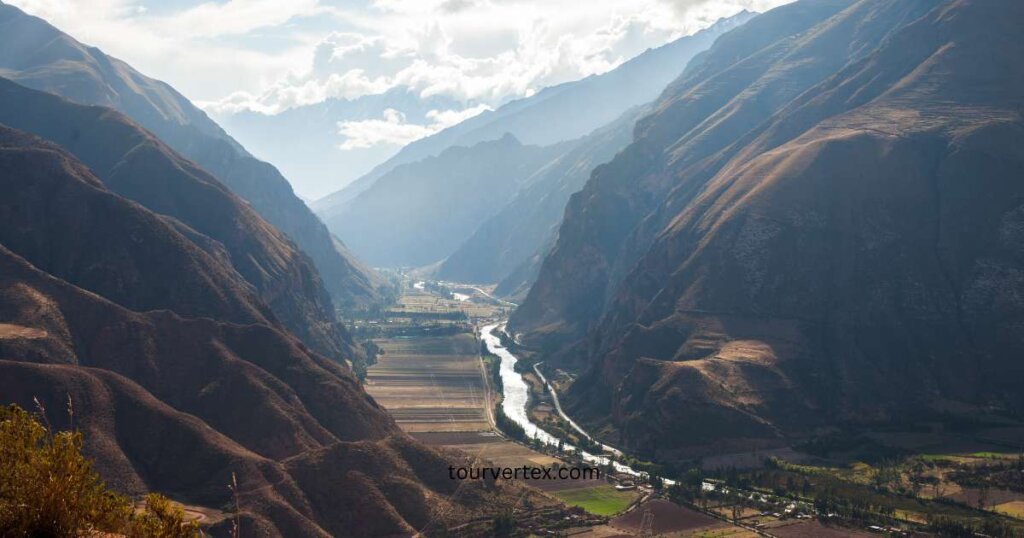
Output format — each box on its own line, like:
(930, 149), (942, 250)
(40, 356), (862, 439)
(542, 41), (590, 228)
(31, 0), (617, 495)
(480, 322), (674, 485)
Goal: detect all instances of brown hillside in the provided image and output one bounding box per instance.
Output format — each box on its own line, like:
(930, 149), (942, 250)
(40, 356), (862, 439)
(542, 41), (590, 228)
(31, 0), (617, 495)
(0, 129), (523, 535)
(0, 77), (356, 363)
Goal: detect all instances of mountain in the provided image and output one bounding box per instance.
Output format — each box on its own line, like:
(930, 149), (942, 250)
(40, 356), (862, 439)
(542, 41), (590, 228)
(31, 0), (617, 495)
(0, 1), (381, 309)
(436, 106), (645, 295)
(0, 76), (356, 363)
(328, 134), (571, 268)
(511, 0), (1024, 459)
(513, 0), (878, 346)
(313, 12), (755, 224)
(0, 125), (525, 535)
(216, 88), (466, 200)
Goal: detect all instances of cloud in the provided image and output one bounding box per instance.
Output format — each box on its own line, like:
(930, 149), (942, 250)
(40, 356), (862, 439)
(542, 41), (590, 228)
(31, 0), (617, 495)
(337, 104), (490, 150)
(211, 0), (797, 115)
(8, 0), (795, 112)
(6, 0), (317, 101)
(437, 0), (477, 14)
(159, 0), (323, 38)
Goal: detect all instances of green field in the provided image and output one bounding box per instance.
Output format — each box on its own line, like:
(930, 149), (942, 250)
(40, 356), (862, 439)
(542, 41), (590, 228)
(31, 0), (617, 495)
(552, 485), (637, 516)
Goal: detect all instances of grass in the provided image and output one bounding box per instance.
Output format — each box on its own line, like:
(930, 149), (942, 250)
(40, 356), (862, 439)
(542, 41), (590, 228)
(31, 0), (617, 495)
(920, 453), (972, 463)
(967, 451), (1015, 459)
(551, 485), (636, 516)
(996, 501), (1024, 519)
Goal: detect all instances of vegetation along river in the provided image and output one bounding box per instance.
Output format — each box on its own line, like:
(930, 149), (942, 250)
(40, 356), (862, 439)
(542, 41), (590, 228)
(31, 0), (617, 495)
(480, 322), (675, 485)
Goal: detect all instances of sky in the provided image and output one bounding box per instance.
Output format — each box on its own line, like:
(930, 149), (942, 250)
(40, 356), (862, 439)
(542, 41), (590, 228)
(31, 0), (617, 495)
(8, 0), (793, 115)
(8, 0), (793, 198)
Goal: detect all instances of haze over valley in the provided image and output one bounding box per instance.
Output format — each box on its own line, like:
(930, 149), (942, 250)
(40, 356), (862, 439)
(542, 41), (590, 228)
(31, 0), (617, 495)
(2, 1), (1024, 536)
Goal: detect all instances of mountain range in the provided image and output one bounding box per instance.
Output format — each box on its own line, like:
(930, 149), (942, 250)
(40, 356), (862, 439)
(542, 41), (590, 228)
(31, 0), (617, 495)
(0, 123), (520, 534)
(3, 0), (1023, 532)
(436, 106), (646, 298)
(0, 77), (357, 364)
(216, 88), (466, 200)
(312, 12), (754, 227)
(316, 13), (754, 280)
(510, 0), (1024, 459)
(329, 134), (571, 268)
(0, 2), (530, 533)
(0, 1), (382, 310)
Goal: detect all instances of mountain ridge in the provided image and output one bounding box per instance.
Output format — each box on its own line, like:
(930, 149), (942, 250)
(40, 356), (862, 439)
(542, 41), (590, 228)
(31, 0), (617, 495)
(313, 12), (756, 224)
(0, 124), (524, 535)
(0, 76), (358, 362)
(511, 0), (1024, 458)
(327, 133), (573, 268)
(0, 1), (382, 309)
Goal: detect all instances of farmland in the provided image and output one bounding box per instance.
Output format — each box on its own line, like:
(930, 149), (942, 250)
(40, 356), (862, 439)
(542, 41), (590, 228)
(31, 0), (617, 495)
(413, 431), (561, 468)
(609, 499), (720, 535)
(365, 333), (491, 432)
(553, 485), (638, 516)
(364, 281), (642, 505)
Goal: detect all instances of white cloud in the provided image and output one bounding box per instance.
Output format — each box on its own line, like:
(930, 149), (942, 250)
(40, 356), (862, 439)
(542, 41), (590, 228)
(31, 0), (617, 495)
(210, 0), (795, 115)
(149, 0), (325, 39)
(7, 0), (795, 111)
(337, 104), (490, 150)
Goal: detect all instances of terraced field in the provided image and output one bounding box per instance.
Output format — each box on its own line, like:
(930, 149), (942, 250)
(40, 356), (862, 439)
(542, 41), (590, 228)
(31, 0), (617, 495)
(366, 333), (491, 432)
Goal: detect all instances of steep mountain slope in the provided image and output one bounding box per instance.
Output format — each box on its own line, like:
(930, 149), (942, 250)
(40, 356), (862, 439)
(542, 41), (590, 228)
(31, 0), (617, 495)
(511, 0), (920, 345)
(0, 76), (354, 362)
(328, 134), (571, 268)
(313, 13), (754, 223)
(436, 107), (644, 292)
(0, 1), (380, 308)
(517, 0), (1024, 457)
(0, 126), (523, 535)
(0, 127), (272, 328)
(217, 87), (465, 199)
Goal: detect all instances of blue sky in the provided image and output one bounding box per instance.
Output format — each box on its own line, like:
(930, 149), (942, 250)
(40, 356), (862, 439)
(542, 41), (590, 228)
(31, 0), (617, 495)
(9, 0), (792, 114)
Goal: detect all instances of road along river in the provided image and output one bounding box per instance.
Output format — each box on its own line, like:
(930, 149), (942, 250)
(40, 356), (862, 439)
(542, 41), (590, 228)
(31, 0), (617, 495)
(532, 361), (622, 457)
(480, 322), (674, 485)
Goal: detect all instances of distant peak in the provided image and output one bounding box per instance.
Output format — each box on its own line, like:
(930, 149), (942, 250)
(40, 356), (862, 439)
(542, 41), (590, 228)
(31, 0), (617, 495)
(497, 132), (520, 144)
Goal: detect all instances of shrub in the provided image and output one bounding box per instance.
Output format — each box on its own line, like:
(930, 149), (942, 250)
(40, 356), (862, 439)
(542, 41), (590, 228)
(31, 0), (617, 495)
(0, 404), (200, 537)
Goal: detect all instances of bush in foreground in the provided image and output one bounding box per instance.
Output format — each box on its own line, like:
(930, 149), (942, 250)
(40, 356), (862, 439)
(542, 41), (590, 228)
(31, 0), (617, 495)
(0, 404), (200, 537)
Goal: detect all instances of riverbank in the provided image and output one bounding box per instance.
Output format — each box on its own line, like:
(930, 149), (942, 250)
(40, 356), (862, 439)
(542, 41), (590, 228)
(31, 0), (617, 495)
(481, 322), (676, 487)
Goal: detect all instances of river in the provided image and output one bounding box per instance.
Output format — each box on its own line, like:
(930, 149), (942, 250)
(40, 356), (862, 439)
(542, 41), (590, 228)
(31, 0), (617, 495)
(480, 322), (674, 485)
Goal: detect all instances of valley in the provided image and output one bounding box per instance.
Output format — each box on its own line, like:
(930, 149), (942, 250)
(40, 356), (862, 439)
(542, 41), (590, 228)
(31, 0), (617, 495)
(360, 277), (1024, 537)
(2, 0), (1023, 536)
(364, 279), (782, 537)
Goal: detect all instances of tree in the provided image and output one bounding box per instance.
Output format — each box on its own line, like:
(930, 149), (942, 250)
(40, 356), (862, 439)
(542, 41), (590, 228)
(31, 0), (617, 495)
(684, 468), (704, 490)
(492, 509), (515, 536)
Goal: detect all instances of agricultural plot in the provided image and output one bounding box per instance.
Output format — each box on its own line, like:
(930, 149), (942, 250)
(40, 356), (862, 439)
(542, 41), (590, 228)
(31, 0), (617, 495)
(768, 520), (874, 537)
(997, 501), (1024, 519)
(552, 485), (638, 516)
(609, 500), (719, 535)
(365, 333), (491, 432)
(394, 287), (507, 320)
(688, 527), (760, 538)
(414, 431), (560, 469)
